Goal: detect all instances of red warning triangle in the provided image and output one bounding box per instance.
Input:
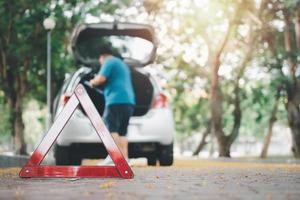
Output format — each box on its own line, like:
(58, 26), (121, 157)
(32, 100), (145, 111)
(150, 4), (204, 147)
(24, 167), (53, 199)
(19, 84), (134, 179)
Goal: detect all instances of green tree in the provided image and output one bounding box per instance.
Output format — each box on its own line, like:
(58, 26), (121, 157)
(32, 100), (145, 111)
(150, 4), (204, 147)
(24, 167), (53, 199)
(258, 0), (300, 157)
(141, 0), (275, 157)
(0, 94), (10, 145)
(0, 0), (126, 154)
(0, 0), (54, 154)
(169, 0), (267, 157)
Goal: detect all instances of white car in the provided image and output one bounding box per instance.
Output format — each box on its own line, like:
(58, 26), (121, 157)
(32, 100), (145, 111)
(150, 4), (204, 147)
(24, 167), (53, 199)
(52, 22), (175, 166)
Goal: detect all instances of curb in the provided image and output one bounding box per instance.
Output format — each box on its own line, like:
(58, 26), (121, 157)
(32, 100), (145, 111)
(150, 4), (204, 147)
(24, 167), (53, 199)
(0, 155), (29, 168)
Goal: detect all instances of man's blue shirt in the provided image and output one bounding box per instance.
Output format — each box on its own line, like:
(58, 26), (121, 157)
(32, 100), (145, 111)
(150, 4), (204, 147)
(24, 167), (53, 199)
(98, 57), (135, 106)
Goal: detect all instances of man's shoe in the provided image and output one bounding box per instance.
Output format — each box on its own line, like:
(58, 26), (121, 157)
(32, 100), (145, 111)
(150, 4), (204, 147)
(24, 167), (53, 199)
(129, 158), (147, 167)
(126, 158), (132, 167)
(99, 156), (114, 166)
(98, 156), (132, 166)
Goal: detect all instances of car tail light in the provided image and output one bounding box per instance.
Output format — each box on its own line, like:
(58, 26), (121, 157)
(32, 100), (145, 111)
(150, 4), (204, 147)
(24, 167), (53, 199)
(152, 93), (168, 109)
(61, 94), (71, 105)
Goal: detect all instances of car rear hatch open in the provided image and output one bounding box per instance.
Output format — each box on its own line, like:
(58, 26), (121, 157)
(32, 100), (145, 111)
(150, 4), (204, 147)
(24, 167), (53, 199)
(70, 22), (158, 67)
(70, 22), (157, 116)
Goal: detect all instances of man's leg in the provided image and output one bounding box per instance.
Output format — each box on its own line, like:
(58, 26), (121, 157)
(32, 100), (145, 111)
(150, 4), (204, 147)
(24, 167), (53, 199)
(111, 132), (128, 159)
(117, 105), (133, 160)
(106, 105), (132, 161)
(119, 136), (128, 159)
(100, 133), (120, 165)
(111, 132), (121, 152)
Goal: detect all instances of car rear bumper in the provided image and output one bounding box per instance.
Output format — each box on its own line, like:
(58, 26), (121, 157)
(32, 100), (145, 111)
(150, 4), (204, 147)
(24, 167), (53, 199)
(127, 108), (174, 145)
(54, 142), (159, 160)
(56, 108), (174, 146)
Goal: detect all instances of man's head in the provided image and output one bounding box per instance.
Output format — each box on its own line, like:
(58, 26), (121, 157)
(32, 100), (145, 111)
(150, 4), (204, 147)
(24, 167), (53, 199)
(98, 46), (113, 65)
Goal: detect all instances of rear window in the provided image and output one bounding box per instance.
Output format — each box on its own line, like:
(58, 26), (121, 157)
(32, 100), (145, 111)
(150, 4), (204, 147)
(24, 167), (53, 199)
(76, 35), (154, 63)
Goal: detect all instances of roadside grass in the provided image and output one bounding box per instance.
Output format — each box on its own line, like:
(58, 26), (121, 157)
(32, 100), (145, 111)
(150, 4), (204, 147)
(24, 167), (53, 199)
(173, 159), (300, 169)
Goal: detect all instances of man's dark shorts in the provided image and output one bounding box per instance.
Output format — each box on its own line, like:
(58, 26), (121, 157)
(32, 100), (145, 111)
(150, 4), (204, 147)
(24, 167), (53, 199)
(102, 104), (134, 136)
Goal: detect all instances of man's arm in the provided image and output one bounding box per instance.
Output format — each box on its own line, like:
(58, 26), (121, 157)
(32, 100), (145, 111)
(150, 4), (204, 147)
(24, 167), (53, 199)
(90, 75), (107, 87)
(91, 57), (113, 87)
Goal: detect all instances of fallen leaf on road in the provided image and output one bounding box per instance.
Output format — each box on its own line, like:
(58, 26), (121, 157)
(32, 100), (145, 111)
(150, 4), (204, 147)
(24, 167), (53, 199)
(83, 191), (94, 196)
(0, 167), (20, 177)
(125, 192), (138, 197)
(67, 178), (80, 182)
(266, 193), (272, 200)
(100, 181), (115, 189)
(145, 184), (155, 189)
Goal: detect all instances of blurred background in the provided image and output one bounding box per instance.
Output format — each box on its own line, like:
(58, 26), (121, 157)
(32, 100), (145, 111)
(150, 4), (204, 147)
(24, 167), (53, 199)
(0, 0), (299, 160)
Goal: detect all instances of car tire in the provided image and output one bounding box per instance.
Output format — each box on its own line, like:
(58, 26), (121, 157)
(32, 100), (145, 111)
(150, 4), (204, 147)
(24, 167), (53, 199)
(147, 155), (157, 166)
(55, 145), (82, 165)
(158, 143), (173, 166)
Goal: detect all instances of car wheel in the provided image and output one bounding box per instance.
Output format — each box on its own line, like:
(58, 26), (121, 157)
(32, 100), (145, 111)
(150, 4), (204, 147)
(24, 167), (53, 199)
(147, 155), (157, 166)
(55, 145), (82, 165)
(158, 143), (173, 166)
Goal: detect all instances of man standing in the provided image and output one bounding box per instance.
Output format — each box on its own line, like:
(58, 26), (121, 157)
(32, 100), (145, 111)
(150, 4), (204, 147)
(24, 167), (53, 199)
(90, 47), (135, 165)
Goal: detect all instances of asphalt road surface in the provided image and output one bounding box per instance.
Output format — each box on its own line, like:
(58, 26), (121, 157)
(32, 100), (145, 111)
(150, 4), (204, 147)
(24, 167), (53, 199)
(0, 159), (300, 200)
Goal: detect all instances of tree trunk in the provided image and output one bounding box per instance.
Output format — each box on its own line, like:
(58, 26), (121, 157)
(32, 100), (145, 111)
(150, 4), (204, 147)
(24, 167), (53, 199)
(260, 88), (281, 158)
(286, 79), (300, 157)
(210, 53), (227, 157)
(7, 91), (27, 155)
(287, 98), (300, 158)
(4, 58), (28, 155)
(289, 2), (300, 158)
(216, 82), (242, 158)
(283, 7), (300, 158)
(217, 136), (231, 157)
(283, 9), (297, 80)
(295, 4), (300, 49)
(193, 122), (211, 155)
(13, 99), (26, 155)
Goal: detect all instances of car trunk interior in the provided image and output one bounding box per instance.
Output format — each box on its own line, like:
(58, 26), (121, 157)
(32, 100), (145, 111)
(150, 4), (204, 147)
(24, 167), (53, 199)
(80, 66), (154, 117)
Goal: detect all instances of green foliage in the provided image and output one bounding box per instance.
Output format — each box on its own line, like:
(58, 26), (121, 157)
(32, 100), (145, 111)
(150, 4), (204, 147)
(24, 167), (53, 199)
(0, 97), (10, 142)
(284, 0), (299, 9)
(0, 0), (131, 151)
(158, 53), (210, 136)
(0, 0), (128, 103)
(150, 0), (290, 146)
